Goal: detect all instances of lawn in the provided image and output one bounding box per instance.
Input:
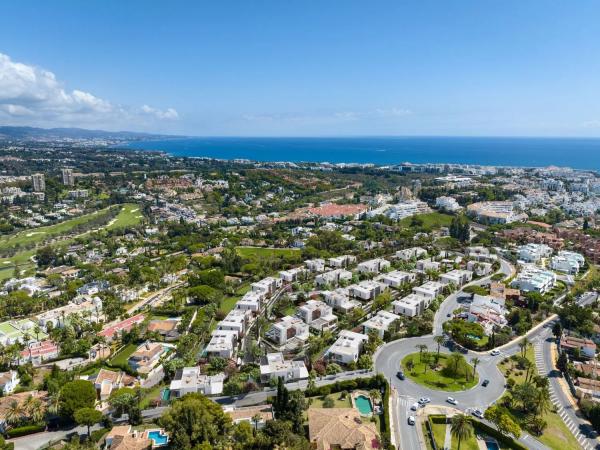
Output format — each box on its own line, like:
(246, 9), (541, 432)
(235, 246), (301, 259)
(402, 353), (479, 391)
(220, 282), (251, 314)
(429, 417), (479, 450)
(109, 344), (138, 366)
(106, 203), (143, 230)
(398, 212), (454, 230)
(497, 347), (580, 450)
(308, 394), (352, 409)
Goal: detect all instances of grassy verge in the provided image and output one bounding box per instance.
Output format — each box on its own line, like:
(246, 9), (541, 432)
(402, 353), (479, 391)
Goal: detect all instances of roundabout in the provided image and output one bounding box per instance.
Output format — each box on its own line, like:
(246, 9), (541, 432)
(401, 351), (479, 391)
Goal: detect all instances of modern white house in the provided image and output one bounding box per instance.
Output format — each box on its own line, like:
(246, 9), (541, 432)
(395, 247), (427, 261)
(251, 277), (282, 296)
(305, 259), (326, 272)
(321, 290), (361, 313)
(297, 300), (338, 332)
(325, 330), (369, 365)
(217, 309), (251, 338)
(235, 291), (263, 312)
(348, 280), (387, 300)
(356, 258), (391, 274)
(327, 255), (357, 268)
(376, 270), (415, 288)
(439, 269), (473, 287)
(315, 269), (353, 287)
(412, 281), (445, 300)
(468, 295), (508, 333)
(169, 367), (225, 397)
(416, 259), (441, 272)
(517, 243), (553, 263)
(361, 310), (400, 338)
(259, 352), (309, 382)
(392, 293), (431, 317)
(265, 316), (310, 347)
(466, 260), (493, 276)
(550, 251), (585, 274)
(279, 267), (307, 283)
(205, 329), (238, 359)
(511, 264), (556, 294)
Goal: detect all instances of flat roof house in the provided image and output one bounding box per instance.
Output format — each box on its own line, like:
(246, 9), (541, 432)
(439, 269), (473, 286)
(511, 264), (556, 294)
(251, 277), (281, 296)
(377, 270), (415, 288)
(395, 247), (427, 261)
(322, 290), (361, 314)
(466, 260), (493, 277)
(361, 310), (400, 338)
(259, 352), (309, 382)
(356, 258), (390, 274)
(169, 367), (225, 397)
(265, 316), (310, 347)
(392, 293), (430, 317)
(297, 300), (338, 332)
(217, 309), (251, 338)
(327, 255), (356, 268)
(279, 267), (307, 283)
(325, 330), (368, 364)
(412, 281), (445, 300)
(305, 258), (326, 273)
(315, 269), (353, 287)
(349, 280), (386, 300)
(235, 291), (263, 312)
(518, 243), (553, 263)
(205, 329), (238, 359)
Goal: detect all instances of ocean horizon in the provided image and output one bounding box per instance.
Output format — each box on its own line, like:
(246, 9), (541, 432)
(122, 136), (600, 170)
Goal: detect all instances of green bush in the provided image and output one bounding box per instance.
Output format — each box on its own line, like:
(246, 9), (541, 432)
(473, 419), (527, 450)
(6, 424), (46, 438)
(90, 427), (108, 443)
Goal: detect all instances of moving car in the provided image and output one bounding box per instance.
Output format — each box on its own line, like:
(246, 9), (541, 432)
(482, 379), (490, 387)
(418, 397), (431, 405)
(408, 416), (416, 425)
(447, 397), (458, 405)
(411, 402), (419, 411)
(472, 409), (484, 419)
(490, 350), (500, 356)
(396, 371), (405, 380)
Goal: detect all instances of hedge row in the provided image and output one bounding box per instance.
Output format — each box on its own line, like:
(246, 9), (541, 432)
(472, 420), (528, 450)
(5, 424), (45, 438)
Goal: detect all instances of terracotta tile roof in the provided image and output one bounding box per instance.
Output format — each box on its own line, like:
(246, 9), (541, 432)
(226, 404), (273, 423)
(308, 407), (380, 450)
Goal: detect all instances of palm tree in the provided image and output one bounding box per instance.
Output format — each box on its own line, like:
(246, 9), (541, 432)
(416, 344), (428, 362)
(369, 389), (381, 404)
(5, 400), (24, 427)
(251, 414), (262, 432)
(47, 391), (61, 416)
(451, 414), (474, 450)
(433, 335), (444, 362)
(448, 352), (464, 379)
(26, 397), (45, 424)
(519, 337), (530, 358)
(534, 386), (552, 417)
(467, 357), (478, 380)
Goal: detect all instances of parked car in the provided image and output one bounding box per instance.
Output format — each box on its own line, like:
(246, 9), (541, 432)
(447, 397), (458, 405)
(396, 371), (405, 380)
(482, 379), (490, 387)
(408, 415), (416, 425)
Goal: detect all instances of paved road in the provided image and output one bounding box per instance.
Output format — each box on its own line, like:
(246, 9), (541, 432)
(535, 319), (600, 450)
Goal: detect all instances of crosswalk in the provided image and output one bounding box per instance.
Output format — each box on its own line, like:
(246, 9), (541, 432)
(533, 341), (593, 450)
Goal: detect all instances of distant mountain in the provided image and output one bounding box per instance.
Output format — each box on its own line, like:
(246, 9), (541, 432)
(0, 126), (182, 141)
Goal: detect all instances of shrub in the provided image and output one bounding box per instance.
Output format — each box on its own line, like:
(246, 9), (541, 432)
(90, 427), (108, 443)
(6, 424), (45, 438)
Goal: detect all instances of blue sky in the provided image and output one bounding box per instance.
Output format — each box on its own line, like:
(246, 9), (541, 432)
(1, 1), (600, 136)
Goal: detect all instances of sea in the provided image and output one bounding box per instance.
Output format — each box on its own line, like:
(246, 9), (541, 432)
(122, 136), (600, 170)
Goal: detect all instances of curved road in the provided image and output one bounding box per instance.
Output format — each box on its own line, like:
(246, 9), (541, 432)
(374, 258), (551, 450)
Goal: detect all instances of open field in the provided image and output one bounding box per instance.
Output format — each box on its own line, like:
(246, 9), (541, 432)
(107, 204), (143, 230)
(109, 344), (138, 366)
(398, 212), (454, 230)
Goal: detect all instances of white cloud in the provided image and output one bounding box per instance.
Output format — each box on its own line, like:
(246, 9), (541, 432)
(0, 52), (178, 129)
(243, 107), (412, 124)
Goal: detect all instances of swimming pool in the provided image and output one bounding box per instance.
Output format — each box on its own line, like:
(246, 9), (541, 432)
(485, 441), (500, 450)
(147, 430), (169, 447)
(354, 395), (373, 415)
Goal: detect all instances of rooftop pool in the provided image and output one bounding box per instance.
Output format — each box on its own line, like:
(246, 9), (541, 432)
(354, 395), (373, 415)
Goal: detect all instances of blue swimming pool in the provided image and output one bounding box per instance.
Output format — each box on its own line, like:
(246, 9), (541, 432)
(355, 395), (373, 415)
(148, 430), (169, 446)
(485, 441), (500, 450)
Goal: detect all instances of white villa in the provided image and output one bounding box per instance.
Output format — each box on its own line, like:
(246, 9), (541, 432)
(361, 310), (400, 338)
(259, 352), (309, 382)
(325, 330), (369, 365)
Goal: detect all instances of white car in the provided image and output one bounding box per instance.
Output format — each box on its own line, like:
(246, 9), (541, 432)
(472, 409), (484, 419)
(418, 397), (431, 405)
(408, 415), (416, 425)
(410, 402), (419, 411)
(447, 397), (458, 405)
(490, 350), (500, 356)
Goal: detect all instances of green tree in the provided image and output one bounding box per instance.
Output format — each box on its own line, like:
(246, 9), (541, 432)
(451, 414), (474, 450)
(433, 335), (445, 362)
(74, 407), (103, 438)
(60, 380), (96, 421)
(159, 393), (232, 449)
